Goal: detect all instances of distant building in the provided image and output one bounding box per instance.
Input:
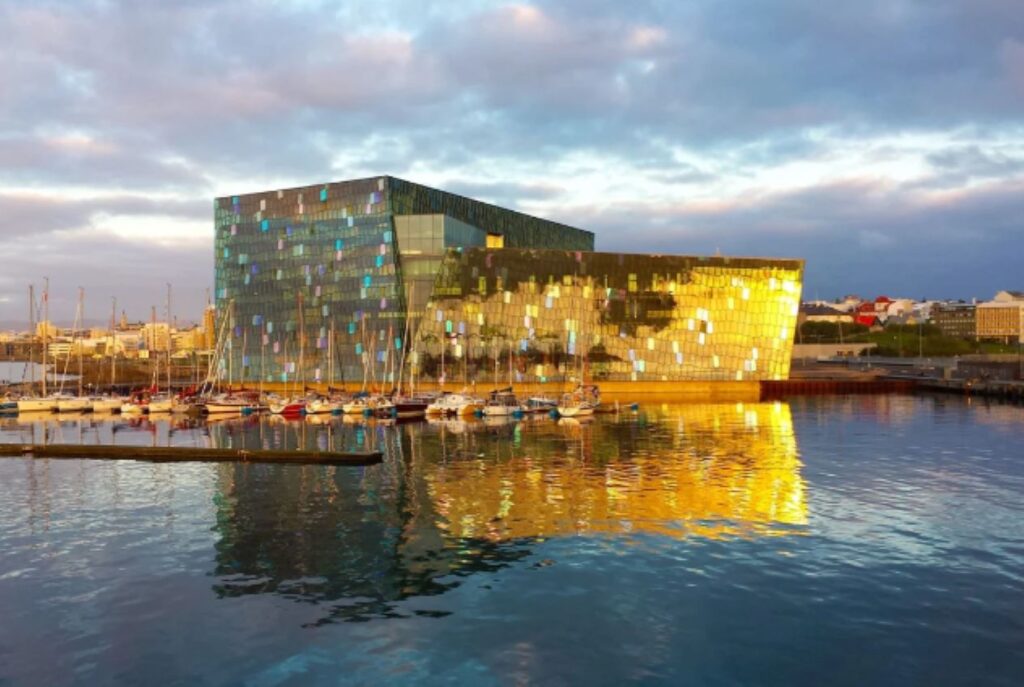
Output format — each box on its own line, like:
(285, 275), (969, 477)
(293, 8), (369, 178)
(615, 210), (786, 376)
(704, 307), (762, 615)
(854, 302), (881, 327)
(930, 302), (976, 339)
(202, 305), (217, 350)
(884, 298), (915, 319)
(977, 297), (1024, 343)
(993, 290), (1024, 303)
(799, 303), (853, 324)
(141, 323), (171, 352)
(35, 321), (59, 340)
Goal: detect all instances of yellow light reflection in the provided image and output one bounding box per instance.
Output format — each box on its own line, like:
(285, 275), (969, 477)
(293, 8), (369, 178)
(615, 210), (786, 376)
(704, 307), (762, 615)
(425, 402), (806, 541)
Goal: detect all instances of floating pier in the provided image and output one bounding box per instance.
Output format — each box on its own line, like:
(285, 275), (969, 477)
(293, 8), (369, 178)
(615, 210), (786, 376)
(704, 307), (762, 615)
(0, 443), (382, 465)
(760, 379), (917, 399)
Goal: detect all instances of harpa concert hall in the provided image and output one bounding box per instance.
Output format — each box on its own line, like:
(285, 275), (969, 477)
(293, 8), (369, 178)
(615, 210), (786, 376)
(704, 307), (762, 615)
(214, 176), (803, 386)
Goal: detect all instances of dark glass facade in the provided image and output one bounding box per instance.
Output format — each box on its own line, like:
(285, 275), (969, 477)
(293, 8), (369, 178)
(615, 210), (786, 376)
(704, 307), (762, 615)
(214, 177), (594, 385)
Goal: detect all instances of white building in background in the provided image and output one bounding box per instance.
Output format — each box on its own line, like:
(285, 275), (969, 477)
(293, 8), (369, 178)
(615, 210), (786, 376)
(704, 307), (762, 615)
(976, 291), (1024, 343)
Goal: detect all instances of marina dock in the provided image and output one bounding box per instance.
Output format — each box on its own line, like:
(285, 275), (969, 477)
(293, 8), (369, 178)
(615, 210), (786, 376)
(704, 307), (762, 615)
(0, 443), (383, 465)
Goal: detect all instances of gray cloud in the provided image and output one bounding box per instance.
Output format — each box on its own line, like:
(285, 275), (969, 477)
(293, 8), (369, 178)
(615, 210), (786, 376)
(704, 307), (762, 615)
(574, 176), (1024, 300)
(0, 0), (1022, 323)
(0, 193), (209, 240)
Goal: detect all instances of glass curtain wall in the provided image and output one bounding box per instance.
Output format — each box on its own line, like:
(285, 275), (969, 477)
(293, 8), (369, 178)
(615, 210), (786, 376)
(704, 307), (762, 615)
(214, 177), (593, 386)
(412, 248), (804, 384)
(214, 178), (405, 388)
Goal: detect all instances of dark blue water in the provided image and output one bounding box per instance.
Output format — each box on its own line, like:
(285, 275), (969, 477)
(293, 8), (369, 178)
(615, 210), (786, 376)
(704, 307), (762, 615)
(1, 395), (1022, 686)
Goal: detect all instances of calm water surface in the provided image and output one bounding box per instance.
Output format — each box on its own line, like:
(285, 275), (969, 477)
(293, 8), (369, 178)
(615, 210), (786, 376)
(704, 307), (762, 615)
(0, 395), (1022, 685)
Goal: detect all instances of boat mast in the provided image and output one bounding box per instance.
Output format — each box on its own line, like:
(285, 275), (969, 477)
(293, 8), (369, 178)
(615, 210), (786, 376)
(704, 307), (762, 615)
(41, 277), (48, 397)
(28, 284), (35, 392)
(360, 312), (368, 392)
(296, 290), (305, 395)
(328, 317), (334, 389)
(110, 297), (117, 392)
(386, 323), (393, 391)
(259, 321), (266, 398)
(150, 305), (158, 392)
(241, 328), (247, 395)
(166, 283), (172, 396)
(397, 288), (411, 397)
(77, 287), (84, 397)
(227, 300), (234, 392)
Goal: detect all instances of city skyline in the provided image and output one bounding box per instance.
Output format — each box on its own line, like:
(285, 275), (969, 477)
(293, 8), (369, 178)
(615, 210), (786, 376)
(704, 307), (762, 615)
(2, 0), (1023, 323)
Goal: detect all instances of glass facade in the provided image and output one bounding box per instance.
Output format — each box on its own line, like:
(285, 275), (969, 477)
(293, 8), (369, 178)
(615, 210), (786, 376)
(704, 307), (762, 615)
(413, 248), (804, 383)
(214, 176), (802, 385)
(214, 177), (594, 385)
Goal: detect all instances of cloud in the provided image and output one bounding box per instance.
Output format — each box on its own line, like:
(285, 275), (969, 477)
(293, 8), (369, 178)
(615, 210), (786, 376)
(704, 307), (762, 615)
(1, 0), (1023, 322)
(0, 192), (209, 240)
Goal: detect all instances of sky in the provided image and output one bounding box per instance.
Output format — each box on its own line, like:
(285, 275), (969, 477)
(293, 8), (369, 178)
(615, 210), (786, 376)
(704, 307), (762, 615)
(1, 0), (1023, 325)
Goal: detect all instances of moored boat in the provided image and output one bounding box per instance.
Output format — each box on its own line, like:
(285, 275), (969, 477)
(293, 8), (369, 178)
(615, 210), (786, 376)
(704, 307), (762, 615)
(482, 387), (524, 416)
(341, 393), (390, 415)
(205, 395), (252, 415)
(120, 401), (145, 414)
(147, 394), (177, 414)
(16, 397), (58, 413)
(525, 396), (558, 413)
(305, 396), (342, 415)
(55, 394), (93, 413)
(556, 384), (601, 418)
(426, 391), (485, 416)
(390, 396), (429, 418)
(90, 396), (124, 413)
(267, 396), (305, 416)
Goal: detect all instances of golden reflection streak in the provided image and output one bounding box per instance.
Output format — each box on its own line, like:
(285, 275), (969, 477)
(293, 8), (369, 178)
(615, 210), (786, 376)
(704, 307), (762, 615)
(425, 402), (806, 541)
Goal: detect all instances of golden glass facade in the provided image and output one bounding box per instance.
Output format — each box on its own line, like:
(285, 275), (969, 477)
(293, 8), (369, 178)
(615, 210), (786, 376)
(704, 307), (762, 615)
(413, 248), (804, 383)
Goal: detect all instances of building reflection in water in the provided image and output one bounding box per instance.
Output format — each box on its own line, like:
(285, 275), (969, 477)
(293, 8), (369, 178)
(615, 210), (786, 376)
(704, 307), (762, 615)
(204, 402), (805, 623)
(425, 402), (806, 541)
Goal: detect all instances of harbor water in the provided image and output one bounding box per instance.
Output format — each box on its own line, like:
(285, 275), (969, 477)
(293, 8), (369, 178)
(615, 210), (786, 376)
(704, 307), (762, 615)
(0, 395), (1021, 685)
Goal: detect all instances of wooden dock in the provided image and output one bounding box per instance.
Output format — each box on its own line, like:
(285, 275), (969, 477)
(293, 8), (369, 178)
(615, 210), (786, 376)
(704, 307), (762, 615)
(760, 379), (918, 399)
(917, 378), (1024, 402)
(0, 443), (383, 465)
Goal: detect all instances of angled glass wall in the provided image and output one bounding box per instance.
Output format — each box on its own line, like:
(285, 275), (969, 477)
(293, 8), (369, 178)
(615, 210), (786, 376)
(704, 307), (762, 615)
(214, 177), (593, 386)
(412, 248), (804, 383)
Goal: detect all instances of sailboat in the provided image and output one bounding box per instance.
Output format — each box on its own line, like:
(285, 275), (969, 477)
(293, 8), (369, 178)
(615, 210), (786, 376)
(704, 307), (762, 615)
(341, 313), (386, 414)
(387, 297), (429, 419)
(92, 298), (127, 413)
(556, 277), (601, 417)
(54, 288), (90, 412)
(483, 339), (525, 416)
(17, 280), (59, 413)
(267, 291), (309, 417)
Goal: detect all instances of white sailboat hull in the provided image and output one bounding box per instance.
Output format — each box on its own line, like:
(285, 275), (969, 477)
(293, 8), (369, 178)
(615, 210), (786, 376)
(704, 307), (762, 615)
(305, 399), (340, 415)
(148, 399), (175, 413)
(56, 398), (93, 413)
(556, 405), (595, 418)
(205, 402), (247, 414)
(17, 398), (57, 413)
(481, 404), (522, 416)
(91, 398), (123, 413)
